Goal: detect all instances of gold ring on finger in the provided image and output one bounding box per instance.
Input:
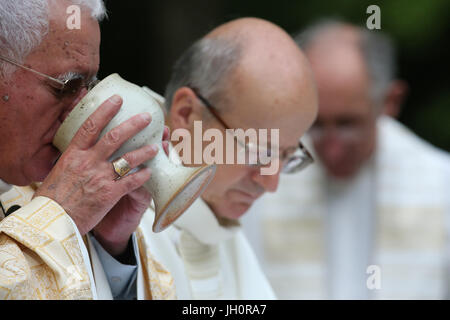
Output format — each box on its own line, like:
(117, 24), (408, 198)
(112, 157), (132, 180)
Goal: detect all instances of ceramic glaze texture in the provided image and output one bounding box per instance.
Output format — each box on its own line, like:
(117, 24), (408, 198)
(53, 74), (215, 232)
(54, 73), (164, 155)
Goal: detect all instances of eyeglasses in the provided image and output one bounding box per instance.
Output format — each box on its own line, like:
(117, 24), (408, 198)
(189, 87), (314, 174)
(0, 55), (98, 97)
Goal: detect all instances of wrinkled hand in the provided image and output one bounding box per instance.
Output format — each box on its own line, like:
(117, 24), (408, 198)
(35, 95), (161, 241)
(92, 127), (170, 257)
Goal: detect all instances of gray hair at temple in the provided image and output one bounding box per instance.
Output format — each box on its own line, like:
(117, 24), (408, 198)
(0, 0), (106, 76)
(164, 37), (242, 111)
(294, 19), (397, 106)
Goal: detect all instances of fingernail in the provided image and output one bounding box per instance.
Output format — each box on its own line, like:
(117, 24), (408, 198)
(141, 112), (151, 122)
(110, 95), (122, 104)
(148, 144), (158, 153)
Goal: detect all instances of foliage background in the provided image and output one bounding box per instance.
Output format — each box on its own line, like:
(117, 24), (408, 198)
(99, 0), (450, 151)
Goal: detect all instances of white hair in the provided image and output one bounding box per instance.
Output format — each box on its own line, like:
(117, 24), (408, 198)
(0, 0), (106, 75)
(164, 38), (242, 111)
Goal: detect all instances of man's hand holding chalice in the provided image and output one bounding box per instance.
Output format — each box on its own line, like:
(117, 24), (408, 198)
(35, 94), (170, 259)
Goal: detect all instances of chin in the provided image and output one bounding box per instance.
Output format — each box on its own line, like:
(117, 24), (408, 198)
(327, 166), (359, 180)
(221, 202), (252, 220)
(22, 165), (51, 185)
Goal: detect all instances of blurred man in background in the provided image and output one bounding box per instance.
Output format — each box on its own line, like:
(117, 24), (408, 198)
(139, 17), (318, 299)
(243, 20), (450, 299)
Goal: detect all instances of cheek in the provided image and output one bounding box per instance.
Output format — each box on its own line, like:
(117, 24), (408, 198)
(204, 165), (248, 196)
(8, 77), (51, 117)
(360, 127), (377, 159)
(5, 86), (62, 149)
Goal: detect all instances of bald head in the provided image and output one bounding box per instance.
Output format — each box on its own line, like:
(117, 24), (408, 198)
(166, 17), (318, 220)
(301, 25), (370, 105)
(296, 21), (397, 106)
(204, 18), (318, 133)
(302, 25), (373, 125)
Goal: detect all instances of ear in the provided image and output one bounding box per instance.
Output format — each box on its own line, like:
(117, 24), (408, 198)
(382, 80), (409, 118)
(169, 87), (203, 130)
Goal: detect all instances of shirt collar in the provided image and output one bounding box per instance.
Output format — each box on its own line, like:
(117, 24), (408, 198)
(173, 197), (240, 245)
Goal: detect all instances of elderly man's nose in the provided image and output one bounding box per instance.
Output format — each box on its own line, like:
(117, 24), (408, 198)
(252, 169), (280, 193)
(321, 139), (346, 161)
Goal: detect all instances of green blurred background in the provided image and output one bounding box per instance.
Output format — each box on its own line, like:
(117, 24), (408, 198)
(99, 0), (450, 152)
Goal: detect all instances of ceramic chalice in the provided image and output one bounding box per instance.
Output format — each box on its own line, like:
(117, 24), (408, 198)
(53, 74), (216, 232)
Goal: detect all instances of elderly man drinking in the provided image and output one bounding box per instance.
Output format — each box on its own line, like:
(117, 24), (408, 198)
(0, 0), (174, 300)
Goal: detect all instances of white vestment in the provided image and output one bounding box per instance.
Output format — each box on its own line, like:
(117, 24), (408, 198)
(139, 197), (276, 300)
(0, 183), (176, 300)
(242, 116), (450, 299)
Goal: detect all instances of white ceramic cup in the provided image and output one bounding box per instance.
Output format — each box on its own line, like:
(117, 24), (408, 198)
(53, 74), (216, 232)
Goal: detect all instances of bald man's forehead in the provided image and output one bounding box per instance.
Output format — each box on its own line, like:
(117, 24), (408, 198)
(306, 39), (369, 87)
(307, 24), (361, 46)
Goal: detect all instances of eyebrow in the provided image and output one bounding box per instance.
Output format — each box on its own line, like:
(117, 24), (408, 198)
(56, 71), (98, 85)
(56, 71), (84, 82)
